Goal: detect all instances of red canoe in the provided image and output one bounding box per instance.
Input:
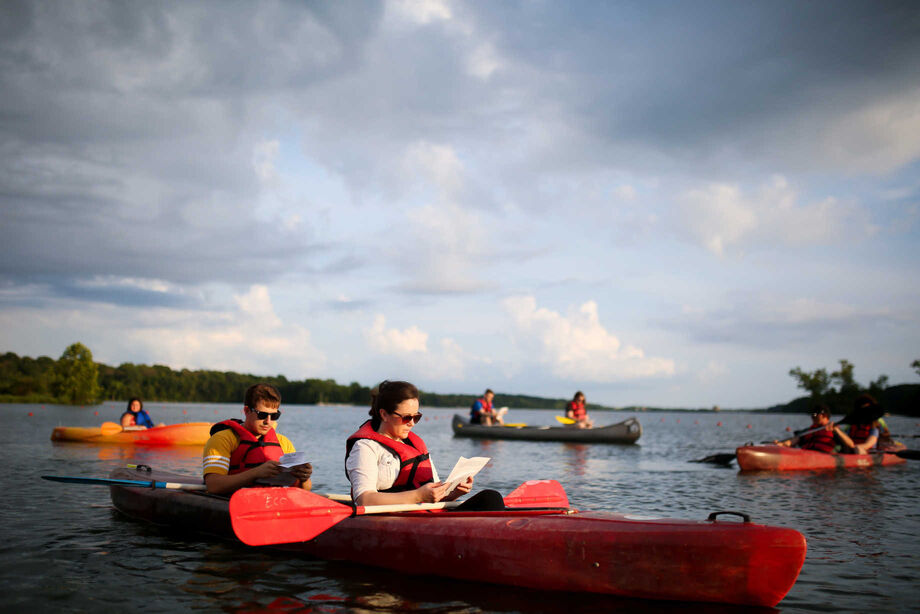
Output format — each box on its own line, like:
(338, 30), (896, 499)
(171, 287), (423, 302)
(107, 467), (805, 607)
(736, 444), (907, 472)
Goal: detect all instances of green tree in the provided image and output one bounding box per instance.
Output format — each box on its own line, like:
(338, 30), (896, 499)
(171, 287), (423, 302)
(913, 359), (920, 378)
(830, 359), (859, 396)
(57, 342), (100, 405)
(788, 366), (831, 399)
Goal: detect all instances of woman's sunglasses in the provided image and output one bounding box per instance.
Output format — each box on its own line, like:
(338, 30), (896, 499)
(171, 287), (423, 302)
(250, 409), (282, 421)
(391, 412), (422, 424)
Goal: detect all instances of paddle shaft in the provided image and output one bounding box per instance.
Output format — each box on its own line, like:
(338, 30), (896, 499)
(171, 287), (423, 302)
(42, 475), (206, 490)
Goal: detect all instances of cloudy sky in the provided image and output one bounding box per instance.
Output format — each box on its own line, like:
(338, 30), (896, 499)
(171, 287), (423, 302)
(2, 1), (919, 408)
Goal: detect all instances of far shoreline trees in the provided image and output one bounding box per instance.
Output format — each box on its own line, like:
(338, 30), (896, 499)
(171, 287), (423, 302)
(2, 344), (918, 415)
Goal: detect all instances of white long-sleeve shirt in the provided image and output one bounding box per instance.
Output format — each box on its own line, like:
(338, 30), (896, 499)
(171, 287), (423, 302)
(345, 439), (440, 499)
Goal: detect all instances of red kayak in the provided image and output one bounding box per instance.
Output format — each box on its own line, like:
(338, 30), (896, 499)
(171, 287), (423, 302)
(107, 466), (805, 607)
(736, 444), (907, 471)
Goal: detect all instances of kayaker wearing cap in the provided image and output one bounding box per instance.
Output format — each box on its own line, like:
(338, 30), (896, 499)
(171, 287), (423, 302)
(470, 389), (502, 426)
(565, 391), (593, 429)
(120, 397), (156, 430)
(774, 404), (849, 453)
(841, 394), (880, 454)
(346, 380), (473, 506)
(202, 383), (313, 495)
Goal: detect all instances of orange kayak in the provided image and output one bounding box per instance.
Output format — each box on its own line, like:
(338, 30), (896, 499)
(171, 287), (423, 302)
(50, 422), (212, 446)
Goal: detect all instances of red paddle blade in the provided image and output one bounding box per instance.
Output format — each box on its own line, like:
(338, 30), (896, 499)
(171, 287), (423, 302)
(504, 479), (569, 508)
(229, 487), (352, 546)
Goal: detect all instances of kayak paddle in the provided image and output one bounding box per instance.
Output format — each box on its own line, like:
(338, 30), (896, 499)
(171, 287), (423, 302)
(230, 479), (572, 546)
(101, 421), (123, 435)
(229, 488), (463, 546)
(504, 479), (569, 508)
(42, 475), (206, 490)
(555, 416), (576, 425)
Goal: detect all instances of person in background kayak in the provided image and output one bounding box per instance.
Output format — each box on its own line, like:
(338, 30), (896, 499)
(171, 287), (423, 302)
(840, 394), (880, 454)
(346, 380), (473, 506)
(774, 405), (849, 453)
(470, 389), (503, 426)
(120, 397), (156, 430)
(202, 383), (313, 495)
(565, 391), (593, 429)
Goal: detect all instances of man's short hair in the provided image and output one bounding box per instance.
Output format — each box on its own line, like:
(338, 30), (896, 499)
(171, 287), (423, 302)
(245, 383), (281, 409)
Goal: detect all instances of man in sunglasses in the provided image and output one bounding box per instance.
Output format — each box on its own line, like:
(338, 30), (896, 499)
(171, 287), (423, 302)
(202, 383), (313, 495)
(774, 405), (849, 453)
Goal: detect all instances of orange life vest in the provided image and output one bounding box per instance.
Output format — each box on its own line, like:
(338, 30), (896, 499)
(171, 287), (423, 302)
(210, 419), (283, 474)
(345, 420), (434, 492)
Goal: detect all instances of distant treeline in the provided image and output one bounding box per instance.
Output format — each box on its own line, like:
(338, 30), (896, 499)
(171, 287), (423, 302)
(0, 347), (586, 409)
(767, 384), (920, 418)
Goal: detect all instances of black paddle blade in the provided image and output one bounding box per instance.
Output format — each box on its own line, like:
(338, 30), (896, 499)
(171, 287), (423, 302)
(689, 453), (736, 465)
(894, 449), (920, 460)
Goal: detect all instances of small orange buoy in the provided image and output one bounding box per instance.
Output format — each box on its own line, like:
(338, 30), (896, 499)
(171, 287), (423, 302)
(676, 418), (681, 424)
(28, 412), (33, 417)
(182, 409), (188, 415)
(746, 424), (752, 429)
(716, 421), (723, 427)
(660, 417), (665, 422)
(786, 426), (792, 432)
(94, 411), (99, 416)
(694, 420), (699, 425)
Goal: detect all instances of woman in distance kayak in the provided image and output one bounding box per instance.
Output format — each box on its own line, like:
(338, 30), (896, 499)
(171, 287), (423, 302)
(345, 380), (473, 506)
(120, 397), (157, 430)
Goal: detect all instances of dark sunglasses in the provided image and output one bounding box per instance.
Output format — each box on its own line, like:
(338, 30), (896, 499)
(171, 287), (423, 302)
(811, 413), (827, 419)
(250, 409), (282, 421)
(391, 412), (422, 424)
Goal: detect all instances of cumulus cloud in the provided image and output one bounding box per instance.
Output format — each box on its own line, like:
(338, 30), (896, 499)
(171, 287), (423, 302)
(502, 296), (675, 381)
(362, 314), (474, 380)
(0, 284), (325, 376)
(678, 176), (869, 256)
(365, 314), (428, 354)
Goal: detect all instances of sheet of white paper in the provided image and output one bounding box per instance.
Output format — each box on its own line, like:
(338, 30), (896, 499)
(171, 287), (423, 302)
(443, 456), (490, 493)
(279, 451), (309, 468)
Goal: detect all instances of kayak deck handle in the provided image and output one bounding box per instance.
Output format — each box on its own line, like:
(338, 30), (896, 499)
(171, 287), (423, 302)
(706, 511), (752, 523)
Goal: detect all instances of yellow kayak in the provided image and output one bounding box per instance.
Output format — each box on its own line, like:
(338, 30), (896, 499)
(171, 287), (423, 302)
(51, 422), (212, 446)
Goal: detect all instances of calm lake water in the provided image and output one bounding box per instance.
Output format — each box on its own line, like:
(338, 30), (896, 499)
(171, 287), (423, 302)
(2, 402), (918, 613)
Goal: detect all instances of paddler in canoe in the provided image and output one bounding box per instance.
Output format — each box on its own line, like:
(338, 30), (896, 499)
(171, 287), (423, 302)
(564, 391), (594, 429)
(773, 404), (850, 453)
(202, 383), (313, 495)
(469, 388), (503, 426)
(120, 397), (159, 430)
(346, 380), (473, 506)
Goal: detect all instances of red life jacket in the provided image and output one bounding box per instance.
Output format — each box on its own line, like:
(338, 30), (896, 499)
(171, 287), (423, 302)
(847, 423), (875, 446)
(470, 397), (493, 420)
(799, 428), (835, 454)
(210, 419), (283, 474)
(567, 400), (586, 420)
(345, 420), (434, 492)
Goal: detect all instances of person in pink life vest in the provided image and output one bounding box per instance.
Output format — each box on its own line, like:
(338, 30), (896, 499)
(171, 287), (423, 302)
(202, 383), (313, 495)
(346, 380), (473, 506)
